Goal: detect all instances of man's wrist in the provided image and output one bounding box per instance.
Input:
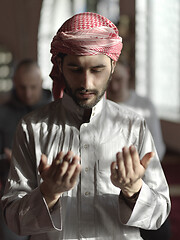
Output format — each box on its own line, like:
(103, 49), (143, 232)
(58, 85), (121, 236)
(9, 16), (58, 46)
(120, 189), (141, 209)
(122, 190), (140, 201)
(122, 179), (142, 198)
(40, 182), (62, 209)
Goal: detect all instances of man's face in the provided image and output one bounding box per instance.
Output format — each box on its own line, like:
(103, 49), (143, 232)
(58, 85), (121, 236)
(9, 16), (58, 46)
(107, 63), (130, 101)
(14, 66), (43, 106)
(60, 54), (116, 109)
(107, 63), (130, 102)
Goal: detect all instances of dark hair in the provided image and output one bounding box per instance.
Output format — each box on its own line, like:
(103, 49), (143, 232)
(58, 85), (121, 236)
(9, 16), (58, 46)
(14, 59), (40, 80)
(57, 53), (67, 60)
(57, 53), (67, 70)
(15, 58), (39, 71)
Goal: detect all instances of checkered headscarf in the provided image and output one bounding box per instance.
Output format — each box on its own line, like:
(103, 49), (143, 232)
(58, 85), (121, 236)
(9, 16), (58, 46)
(50, 12), (123, 99)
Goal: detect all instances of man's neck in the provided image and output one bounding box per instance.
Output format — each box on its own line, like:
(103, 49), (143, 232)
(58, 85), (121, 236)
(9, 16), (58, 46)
(82, 109), (92, 123)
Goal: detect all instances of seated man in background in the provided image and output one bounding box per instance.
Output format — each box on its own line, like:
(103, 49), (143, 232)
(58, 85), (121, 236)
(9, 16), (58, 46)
(0, 59), (52, 161)
(107, 60), (166, 161)
(0, 59), (52, 240)
(107, 60), (171, 240)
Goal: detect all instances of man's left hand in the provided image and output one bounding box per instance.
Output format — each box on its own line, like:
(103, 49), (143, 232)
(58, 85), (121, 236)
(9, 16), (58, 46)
(110, 145), (154, 197)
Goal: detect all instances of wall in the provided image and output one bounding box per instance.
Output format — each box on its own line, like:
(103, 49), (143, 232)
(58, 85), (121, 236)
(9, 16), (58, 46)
(0, 0), (42, 64)
(161, 120), (180, 153)
(119, 0), (135, 88)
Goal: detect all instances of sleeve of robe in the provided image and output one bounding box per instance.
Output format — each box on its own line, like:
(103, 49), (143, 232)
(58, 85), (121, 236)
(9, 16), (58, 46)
(118, 120), (171, 230)
(1, 120), (62, 236)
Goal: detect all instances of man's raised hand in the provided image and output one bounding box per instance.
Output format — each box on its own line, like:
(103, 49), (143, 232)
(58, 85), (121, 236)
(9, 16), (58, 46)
(39, 151), (81, 208)
(110, 145), (154, 197)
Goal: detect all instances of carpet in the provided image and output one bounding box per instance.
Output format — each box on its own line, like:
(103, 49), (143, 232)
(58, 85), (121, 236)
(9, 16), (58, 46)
(162, 151), (180, 240)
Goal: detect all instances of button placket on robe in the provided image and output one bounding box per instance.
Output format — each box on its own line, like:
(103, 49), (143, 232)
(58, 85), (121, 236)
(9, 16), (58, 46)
(79, 121), (96, 237)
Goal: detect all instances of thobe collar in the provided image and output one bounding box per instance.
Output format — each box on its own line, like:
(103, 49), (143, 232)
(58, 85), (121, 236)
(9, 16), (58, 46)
(62, 92), (105, 123)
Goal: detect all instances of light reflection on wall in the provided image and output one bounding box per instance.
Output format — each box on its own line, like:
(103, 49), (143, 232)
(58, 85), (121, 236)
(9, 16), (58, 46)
(0, 48), (13, 92)
(135, 0), (180, 122)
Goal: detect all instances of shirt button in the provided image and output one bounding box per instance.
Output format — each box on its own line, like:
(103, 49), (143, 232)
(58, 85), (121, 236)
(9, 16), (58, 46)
(85, 167), (89, 172)
(83, 144), (89, 149)
(85, 191), (90, 196)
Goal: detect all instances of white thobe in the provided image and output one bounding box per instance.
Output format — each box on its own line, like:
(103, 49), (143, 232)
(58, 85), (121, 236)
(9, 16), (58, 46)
(2, 93), (170, 240)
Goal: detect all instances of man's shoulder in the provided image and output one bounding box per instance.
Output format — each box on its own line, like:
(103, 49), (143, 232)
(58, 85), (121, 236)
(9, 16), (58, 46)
(22, 99), (62, 124)
(0, 101), (14, 119)
(106, 99), (144, 121)
(130, 91), (155, 109)
(42, 88), (52, 102)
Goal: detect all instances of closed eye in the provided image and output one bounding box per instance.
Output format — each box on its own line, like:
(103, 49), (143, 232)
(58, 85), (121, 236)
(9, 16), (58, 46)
(68, 66), (83, 72)
(91, 67), (105, 73)
(67, 64), (106, 73)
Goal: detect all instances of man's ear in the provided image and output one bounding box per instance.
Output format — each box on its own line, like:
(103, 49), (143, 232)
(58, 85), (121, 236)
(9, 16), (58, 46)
(111, 61), (116, 74)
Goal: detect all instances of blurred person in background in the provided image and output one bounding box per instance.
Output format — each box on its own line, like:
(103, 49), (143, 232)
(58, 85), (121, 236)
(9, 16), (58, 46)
(0, 59), (52, 161)
(0, 59), (52, 240)
(107, 60), (166, 161)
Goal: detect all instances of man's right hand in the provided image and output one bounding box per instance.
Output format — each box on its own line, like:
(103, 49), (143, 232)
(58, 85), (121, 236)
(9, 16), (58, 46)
(4, 147), (12, 161)
(39, 151), (81, 209)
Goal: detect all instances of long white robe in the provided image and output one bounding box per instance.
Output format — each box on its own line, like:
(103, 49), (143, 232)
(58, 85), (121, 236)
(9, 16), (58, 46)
(2, 93), (170, 240)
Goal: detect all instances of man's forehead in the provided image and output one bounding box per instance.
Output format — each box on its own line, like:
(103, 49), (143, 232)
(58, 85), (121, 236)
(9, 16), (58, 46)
(63, 54), (111, 65)
(15, 67), (42, 83)
(18, 65), (40, 75)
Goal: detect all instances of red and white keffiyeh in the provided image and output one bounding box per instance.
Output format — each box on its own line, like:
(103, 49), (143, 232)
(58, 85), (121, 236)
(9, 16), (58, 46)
(50, 12), (123, 99)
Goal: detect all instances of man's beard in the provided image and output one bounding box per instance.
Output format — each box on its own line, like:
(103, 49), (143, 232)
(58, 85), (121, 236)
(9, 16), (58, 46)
(63, 73), (112, 109)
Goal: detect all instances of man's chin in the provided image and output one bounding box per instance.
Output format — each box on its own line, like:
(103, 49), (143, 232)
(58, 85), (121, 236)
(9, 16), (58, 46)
(72, 91), (104, 109)
(75, 97), (98, 109)
(77, 100), (96, 109)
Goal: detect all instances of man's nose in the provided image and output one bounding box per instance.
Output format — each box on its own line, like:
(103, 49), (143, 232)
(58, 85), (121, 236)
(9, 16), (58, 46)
(80, 71), (93, 89)
(25, 88), (32, 98)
